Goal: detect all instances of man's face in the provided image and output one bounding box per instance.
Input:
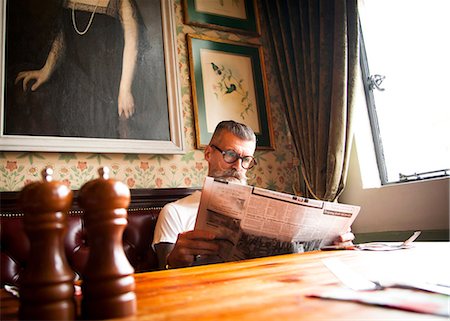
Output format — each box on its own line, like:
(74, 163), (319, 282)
(205, 131), (256, 185)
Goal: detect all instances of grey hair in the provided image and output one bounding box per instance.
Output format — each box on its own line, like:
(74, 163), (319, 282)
(210, 120), (256, 145)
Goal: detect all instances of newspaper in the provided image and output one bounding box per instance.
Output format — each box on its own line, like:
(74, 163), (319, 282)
(194, 177), (360, 262)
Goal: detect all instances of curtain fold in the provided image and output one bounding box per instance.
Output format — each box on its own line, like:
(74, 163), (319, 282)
(261, 0), (359, 201)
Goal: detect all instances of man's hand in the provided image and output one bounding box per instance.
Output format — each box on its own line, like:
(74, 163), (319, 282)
(166, 230), (219, 268)
(333, 229), (355, 247)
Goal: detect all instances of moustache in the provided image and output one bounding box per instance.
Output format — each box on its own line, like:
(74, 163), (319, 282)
(212, 169), (247, 184)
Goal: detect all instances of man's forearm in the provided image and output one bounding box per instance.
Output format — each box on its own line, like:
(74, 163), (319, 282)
(154, 242), (175, 270)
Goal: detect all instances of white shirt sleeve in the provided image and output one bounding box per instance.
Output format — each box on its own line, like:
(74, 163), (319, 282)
(152, 203), (184, 247)
(151, 191), (201, 250)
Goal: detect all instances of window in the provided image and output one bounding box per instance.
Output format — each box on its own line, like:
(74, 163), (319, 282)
(359, 0), (450, 184)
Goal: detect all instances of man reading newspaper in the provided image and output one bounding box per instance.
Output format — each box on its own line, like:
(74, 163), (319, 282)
(152, 120), (355, 269)
(195, 177), (360, 262)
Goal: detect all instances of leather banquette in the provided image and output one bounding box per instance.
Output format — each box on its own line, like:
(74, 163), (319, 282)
(0, 188), (197, 287)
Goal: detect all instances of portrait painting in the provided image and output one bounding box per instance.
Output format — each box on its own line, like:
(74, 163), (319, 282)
(0, 0), (184, 153)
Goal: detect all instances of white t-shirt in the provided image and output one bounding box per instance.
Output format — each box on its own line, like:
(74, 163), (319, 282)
(152, 191), (202, 249)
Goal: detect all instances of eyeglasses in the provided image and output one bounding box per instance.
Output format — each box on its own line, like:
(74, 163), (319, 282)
(211, 145), (257, 169)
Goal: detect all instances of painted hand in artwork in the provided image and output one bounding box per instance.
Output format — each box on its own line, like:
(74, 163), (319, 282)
(118, 89), (135, 119)
(15, 31), (64, 92)
(15, 68), (52, 92)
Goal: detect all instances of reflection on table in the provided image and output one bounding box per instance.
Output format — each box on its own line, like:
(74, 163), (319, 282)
(1, 242), (449, 320)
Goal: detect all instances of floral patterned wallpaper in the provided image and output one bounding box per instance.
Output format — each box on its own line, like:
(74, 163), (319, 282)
(0, 0), (299, 193)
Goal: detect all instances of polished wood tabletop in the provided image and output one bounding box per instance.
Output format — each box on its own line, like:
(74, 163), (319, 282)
(2, 242), (449, 320)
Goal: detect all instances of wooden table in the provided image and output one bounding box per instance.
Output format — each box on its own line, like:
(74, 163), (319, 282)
(2, 242), (449, 320)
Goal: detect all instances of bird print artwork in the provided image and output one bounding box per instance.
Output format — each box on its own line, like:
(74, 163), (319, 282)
(211, 62), (222, 75)
(210, 61), (253, 120)
(225, 83), (237, 94)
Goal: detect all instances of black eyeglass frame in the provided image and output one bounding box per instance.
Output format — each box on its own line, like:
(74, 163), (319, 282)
(210, 144), (257, 169)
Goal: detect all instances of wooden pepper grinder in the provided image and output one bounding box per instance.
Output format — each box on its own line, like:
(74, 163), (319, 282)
(79, 167), (136, 319)
(19, 167), (76, 320)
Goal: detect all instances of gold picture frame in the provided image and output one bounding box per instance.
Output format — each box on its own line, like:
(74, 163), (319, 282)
(187, 34), (274, 149)
(183, 0), (260, 35)
(0, 0), (184, 154)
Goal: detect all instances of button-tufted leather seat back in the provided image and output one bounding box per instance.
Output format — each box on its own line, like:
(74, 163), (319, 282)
(0, 188), (198, 287)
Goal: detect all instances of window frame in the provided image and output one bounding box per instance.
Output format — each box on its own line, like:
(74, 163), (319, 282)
(359, 23), (389, 185)
(359, 22), (449, 185)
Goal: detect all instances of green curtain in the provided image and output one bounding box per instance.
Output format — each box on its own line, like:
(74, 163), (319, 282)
(260, 0), (359, 201)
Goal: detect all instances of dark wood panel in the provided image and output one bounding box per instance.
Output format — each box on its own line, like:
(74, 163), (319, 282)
(0, 188), (200, 216)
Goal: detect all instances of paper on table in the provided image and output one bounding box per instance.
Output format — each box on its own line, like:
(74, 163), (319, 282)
(321, 231), (422, 251)
(357, 231), (422, 251)
(307, 286), (450, 317)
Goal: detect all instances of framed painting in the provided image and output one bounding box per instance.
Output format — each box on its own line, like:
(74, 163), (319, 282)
(0, 0), (184, 154)
(183, 0), (260, 35)
(187, 34), (274, 149)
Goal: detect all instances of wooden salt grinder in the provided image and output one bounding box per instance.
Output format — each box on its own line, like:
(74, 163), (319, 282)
(18, 167), (76, 320)
(78, 167), (136, 319)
